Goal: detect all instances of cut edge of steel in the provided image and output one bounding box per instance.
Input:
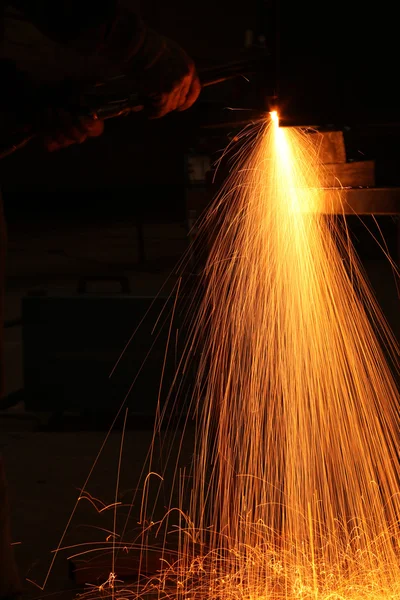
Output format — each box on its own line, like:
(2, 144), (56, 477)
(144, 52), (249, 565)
(323, 188), (400, 215)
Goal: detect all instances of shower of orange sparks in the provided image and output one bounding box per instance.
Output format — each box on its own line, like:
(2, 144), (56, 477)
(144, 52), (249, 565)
(36, 111), (400, 600)
(148, 112), (400, 600)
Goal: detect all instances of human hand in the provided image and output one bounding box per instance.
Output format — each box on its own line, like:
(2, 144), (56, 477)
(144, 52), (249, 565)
(136, 33), (201, 119)
(42, 109), (104, 152)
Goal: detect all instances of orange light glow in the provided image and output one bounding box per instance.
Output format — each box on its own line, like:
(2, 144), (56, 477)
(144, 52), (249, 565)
(45, 117), (400, 600)
(152, 118), (400, 599)
(270, 110), (279, 126)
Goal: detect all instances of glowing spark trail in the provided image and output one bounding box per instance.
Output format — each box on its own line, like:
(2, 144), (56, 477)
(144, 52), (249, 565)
(156, 114), (400, 600)
(64, 114), (400, 600)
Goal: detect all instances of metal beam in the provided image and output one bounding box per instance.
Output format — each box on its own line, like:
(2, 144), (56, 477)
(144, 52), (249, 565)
(322, 188), (400, 215)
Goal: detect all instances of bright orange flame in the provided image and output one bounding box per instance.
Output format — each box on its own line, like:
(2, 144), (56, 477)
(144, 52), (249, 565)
(162, 118), (400, 599)
(68, 117), (400, 600)
(270, 110), (279, 126)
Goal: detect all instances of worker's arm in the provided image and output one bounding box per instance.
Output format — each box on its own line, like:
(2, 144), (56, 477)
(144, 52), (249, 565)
(8, 0), (200, 117)
(1, 1), (200, 152)
(8, 0), (120, 46)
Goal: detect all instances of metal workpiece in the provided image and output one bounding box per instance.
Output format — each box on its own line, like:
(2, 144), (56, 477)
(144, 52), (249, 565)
(323, 188), (400, 215)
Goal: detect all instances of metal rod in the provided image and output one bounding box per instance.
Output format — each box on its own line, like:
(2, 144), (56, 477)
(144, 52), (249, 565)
(0, 58), (269, 160)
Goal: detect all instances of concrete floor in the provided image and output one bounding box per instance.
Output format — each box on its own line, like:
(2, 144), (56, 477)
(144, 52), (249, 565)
(2, 427), (196, 598)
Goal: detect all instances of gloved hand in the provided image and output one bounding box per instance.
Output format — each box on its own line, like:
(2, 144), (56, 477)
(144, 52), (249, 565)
(133, 32), (201, 119)
(41, 110), (104, 152)
(32, 82), (105, 152)
(0, 61), (105, 155)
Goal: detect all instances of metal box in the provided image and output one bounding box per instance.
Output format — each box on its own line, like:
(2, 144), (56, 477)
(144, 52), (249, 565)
(22, 290), (191, 417)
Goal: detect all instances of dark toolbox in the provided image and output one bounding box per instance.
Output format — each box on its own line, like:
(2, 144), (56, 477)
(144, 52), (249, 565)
(22, 277), (194, 416)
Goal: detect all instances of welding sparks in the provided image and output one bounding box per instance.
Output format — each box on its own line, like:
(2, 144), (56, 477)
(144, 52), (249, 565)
(47, 114), (400, 600)
(270, 110), (279, 126)
(154, 115), (400, 599)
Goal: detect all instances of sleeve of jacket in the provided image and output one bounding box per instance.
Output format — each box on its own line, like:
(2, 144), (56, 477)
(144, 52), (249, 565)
(8, 0), (143, 54)
(7, 0), (163, 70)
(8, 0), (119, 44)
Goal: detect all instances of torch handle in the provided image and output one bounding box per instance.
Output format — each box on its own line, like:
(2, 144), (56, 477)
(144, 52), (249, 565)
(0, 55), (270, 160)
